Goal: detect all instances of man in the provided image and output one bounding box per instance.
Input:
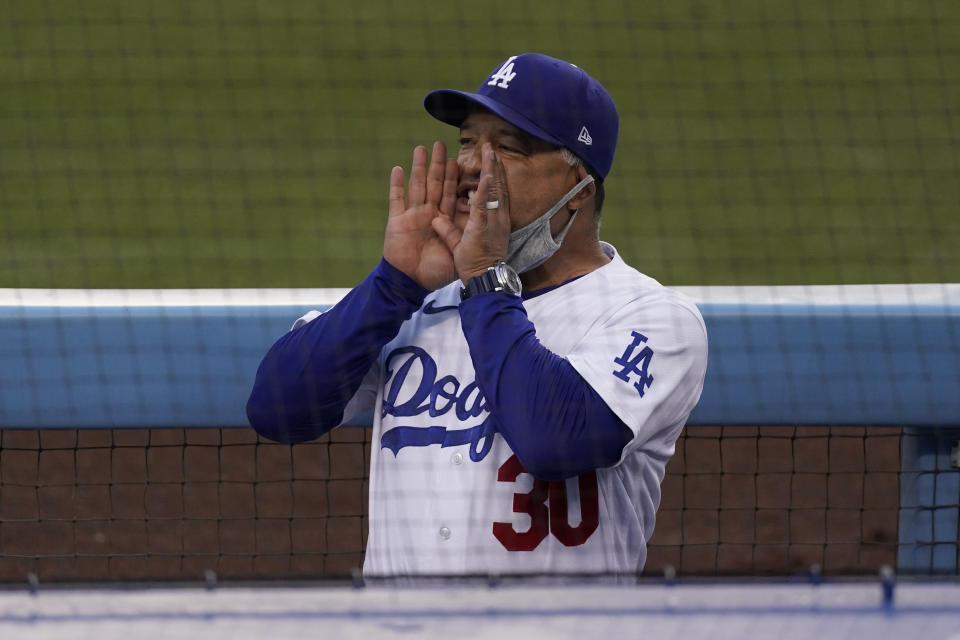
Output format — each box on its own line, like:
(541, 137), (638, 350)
(247, 53), (708, 578)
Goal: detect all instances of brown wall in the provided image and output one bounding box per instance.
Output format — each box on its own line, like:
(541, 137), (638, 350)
(646, 426), (901, 575)
(0, 425), (900, 582)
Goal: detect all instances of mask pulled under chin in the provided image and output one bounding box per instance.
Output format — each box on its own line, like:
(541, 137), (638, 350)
(505, 175), (595, 274)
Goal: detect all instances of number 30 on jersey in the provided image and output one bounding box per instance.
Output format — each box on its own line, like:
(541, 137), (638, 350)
(492, 454), (600, 551)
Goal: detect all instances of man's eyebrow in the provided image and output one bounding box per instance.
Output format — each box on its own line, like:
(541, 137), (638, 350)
(513, 131), (561, 153)
(496, 128), (554, 151)
(458, 124), (558, 152)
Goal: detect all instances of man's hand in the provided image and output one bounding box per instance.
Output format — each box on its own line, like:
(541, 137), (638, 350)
(432, 144), (511, 284)
(384, 141), (459, 291)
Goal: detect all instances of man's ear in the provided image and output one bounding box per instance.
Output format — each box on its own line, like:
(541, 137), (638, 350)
(567, 164), (597, 211)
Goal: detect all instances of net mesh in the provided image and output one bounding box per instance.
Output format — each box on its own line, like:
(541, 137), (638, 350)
(0, 427), (369, 581)
(1, 1), (958, 583)
(2, 1), (958, 288)
(0, 426), (919, 582)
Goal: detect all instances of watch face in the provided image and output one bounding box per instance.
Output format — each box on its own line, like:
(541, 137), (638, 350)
(495, 262), (522, 295)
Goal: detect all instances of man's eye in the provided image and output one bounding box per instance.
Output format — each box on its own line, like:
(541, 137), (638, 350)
(498, 144), (522, 153)
(458, 138), (473, 146)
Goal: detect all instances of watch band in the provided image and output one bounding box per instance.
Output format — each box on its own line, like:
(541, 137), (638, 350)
(460, 261), (522, 301)
(461, 270), (498, 300)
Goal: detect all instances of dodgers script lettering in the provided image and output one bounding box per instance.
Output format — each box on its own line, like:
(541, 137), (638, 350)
(380, 346), (495, 461)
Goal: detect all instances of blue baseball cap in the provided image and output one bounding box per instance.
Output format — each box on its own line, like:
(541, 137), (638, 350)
(424, 53), (619, 180)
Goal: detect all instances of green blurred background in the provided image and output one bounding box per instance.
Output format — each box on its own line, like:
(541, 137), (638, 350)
(2, 0), (958, 288)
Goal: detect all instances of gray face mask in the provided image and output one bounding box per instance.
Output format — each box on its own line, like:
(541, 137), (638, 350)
(505, 175), (595, 274)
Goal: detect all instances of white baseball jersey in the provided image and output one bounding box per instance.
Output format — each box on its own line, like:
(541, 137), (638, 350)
(298, 242), (708, 576)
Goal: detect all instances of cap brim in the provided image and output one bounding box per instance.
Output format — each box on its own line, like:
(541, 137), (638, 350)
(424, 89), (566, 149)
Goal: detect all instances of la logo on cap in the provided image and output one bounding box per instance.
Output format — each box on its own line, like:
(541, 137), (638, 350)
(487, 56), (518, 89)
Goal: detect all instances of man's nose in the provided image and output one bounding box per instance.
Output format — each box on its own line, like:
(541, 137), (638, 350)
(457, 144), (483, 176)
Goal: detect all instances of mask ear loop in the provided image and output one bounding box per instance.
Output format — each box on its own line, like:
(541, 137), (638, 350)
(548, 174), (595, 243)
(506, 174), (598, 274)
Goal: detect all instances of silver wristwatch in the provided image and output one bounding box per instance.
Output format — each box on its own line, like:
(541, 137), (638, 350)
(460, 260), (522, 300)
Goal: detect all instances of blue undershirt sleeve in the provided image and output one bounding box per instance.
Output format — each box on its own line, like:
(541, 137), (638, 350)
(246, 258), (429, 443)
(459, 292), (633, 481)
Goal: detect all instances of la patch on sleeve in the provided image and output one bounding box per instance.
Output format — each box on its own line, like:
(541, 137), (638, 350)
(612, 331), (654, 397)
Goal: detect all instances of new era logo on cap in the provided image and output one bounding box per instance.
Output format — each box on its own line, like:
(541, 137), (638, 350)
(424, 53), (619, 180)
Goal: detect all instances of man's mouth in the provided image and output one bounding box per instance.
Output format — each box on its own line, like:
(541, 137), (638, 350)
(457, 188), (478, 213)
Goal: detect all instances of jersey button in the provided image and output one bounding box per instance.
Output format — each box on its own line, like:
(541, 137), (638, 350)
(451, 452), (463, 465)
(438, 526), (451, 540)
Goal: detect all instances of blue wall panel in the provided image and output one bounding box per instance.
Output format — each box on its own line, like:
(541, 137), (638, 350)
(2, 301), (958, 428)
